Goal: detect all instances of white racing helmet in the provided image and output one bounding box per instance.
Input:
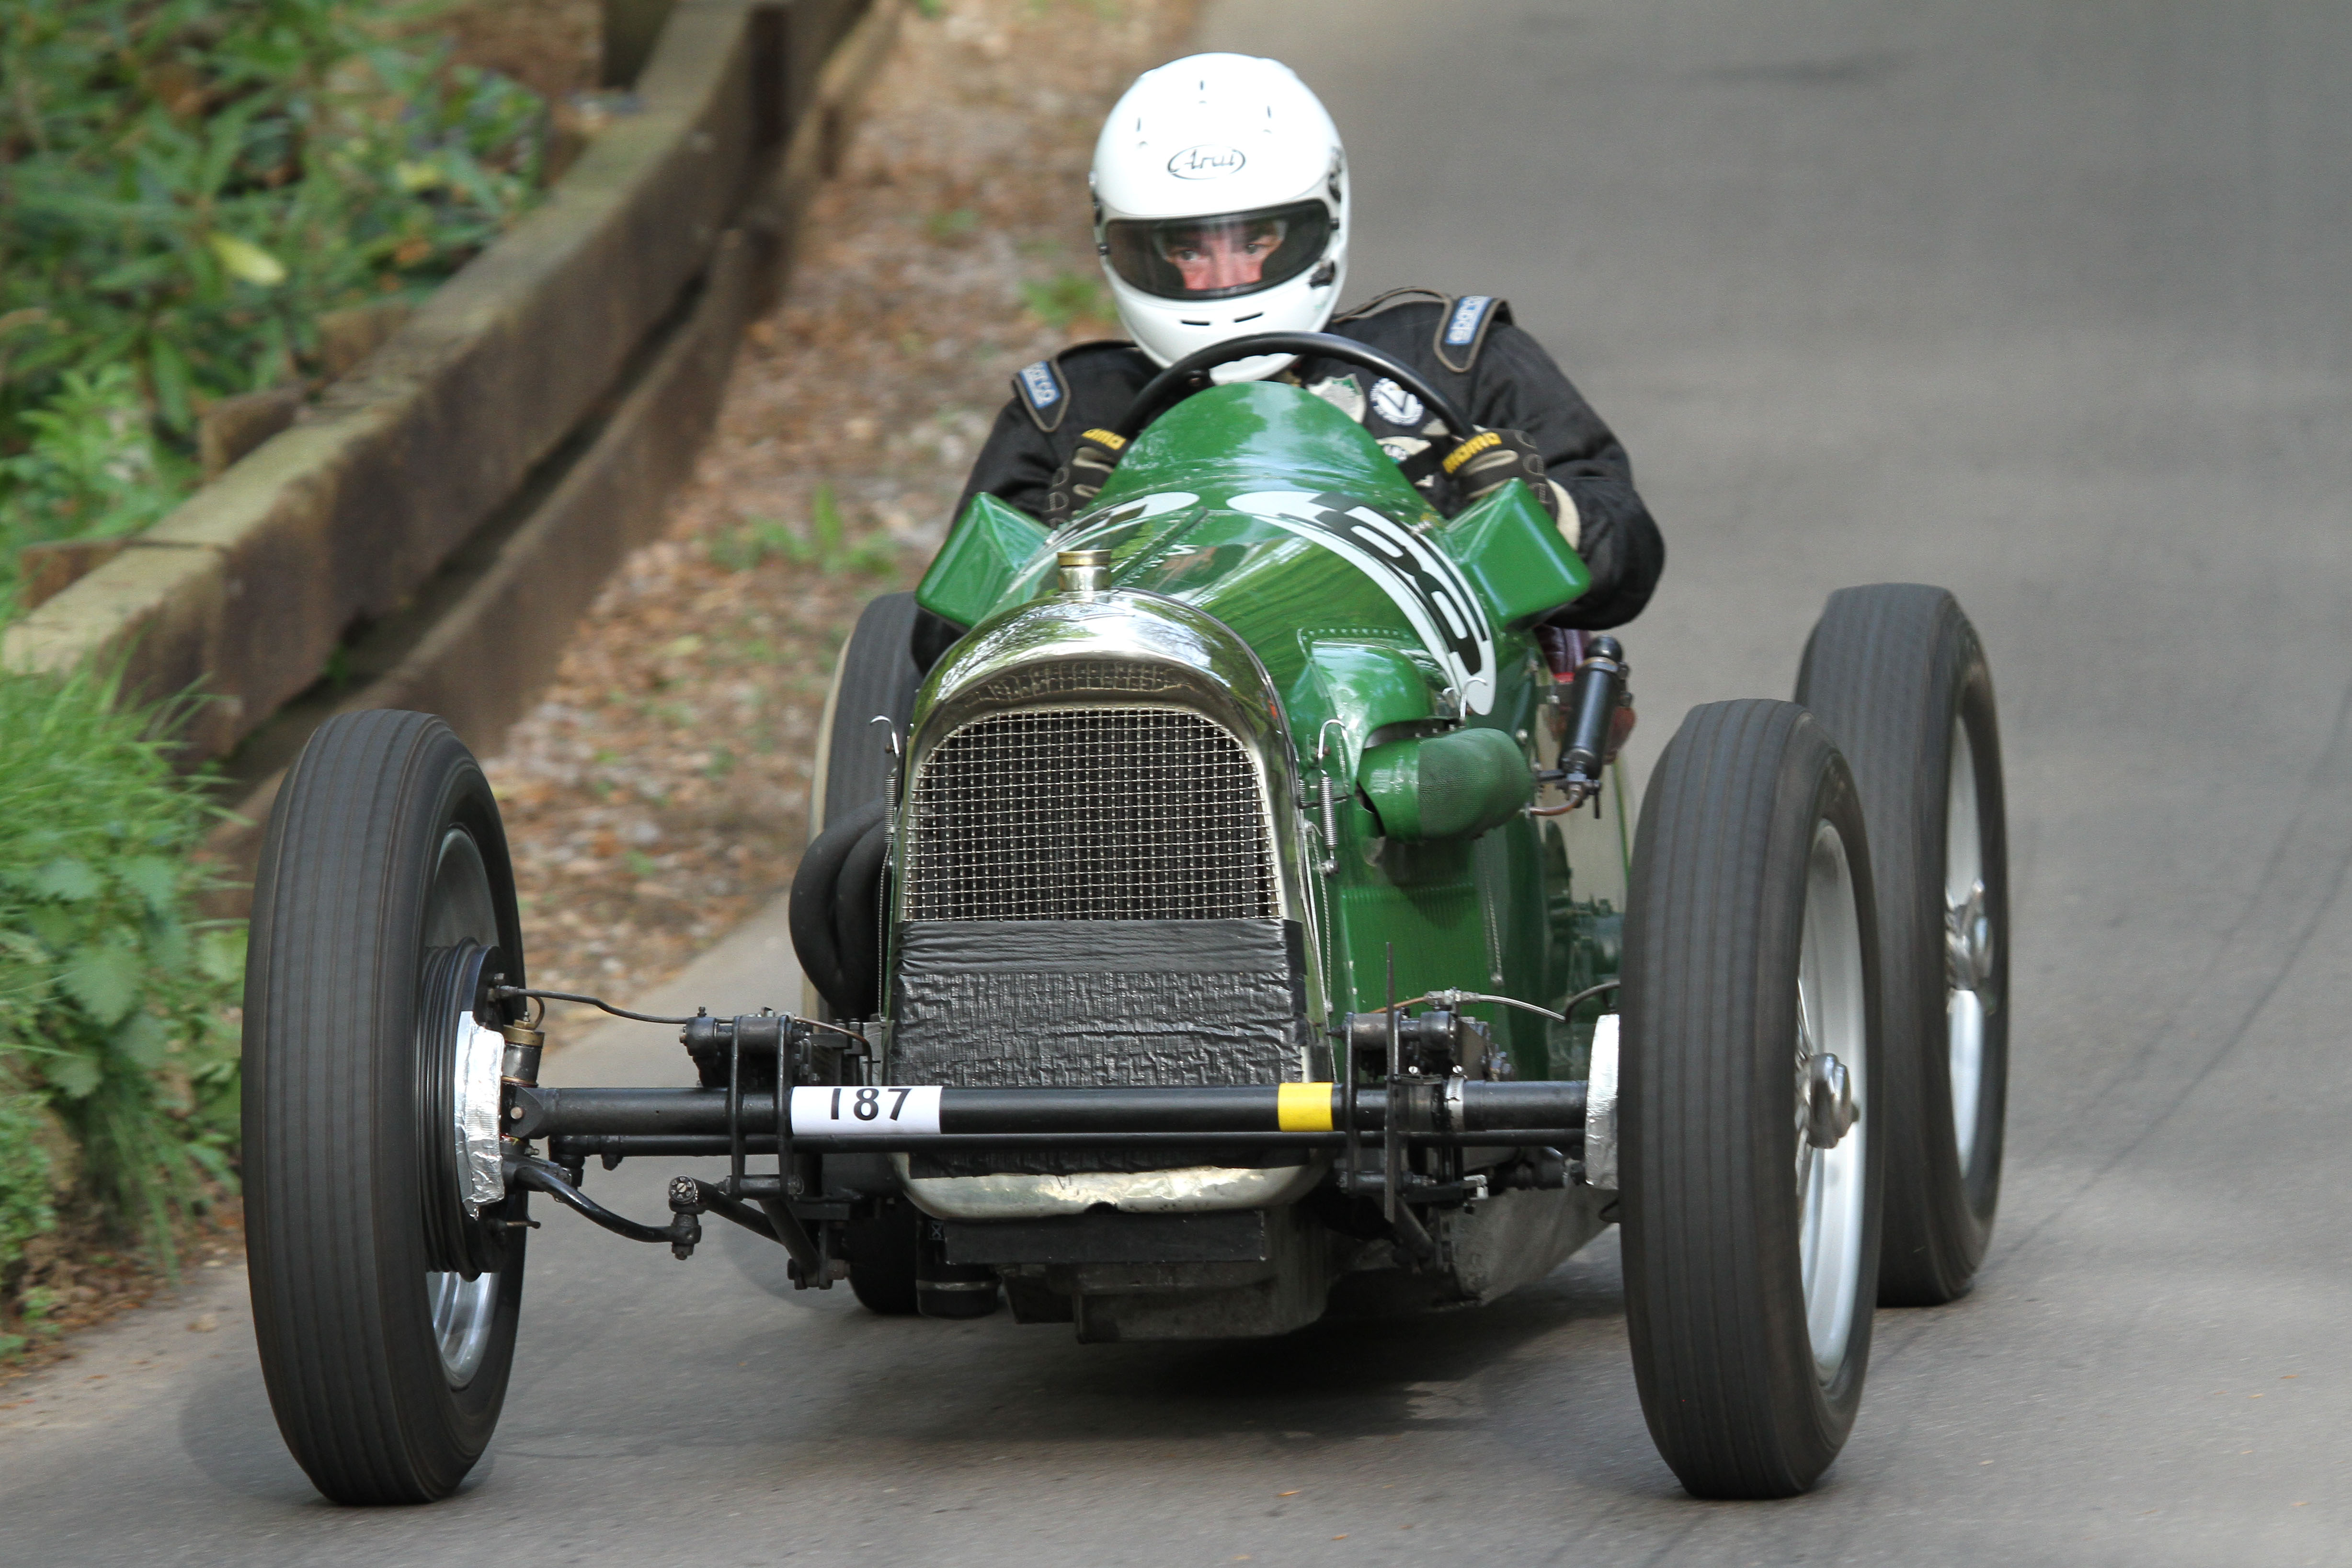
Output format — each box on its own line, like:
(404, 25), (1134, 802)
(1091, 54), (1347, 382)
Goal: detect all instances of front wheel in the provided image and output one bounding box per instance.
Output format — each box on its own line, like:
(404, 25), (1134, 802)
(1621, 700), (1884, 1499)
(243, 711), (530, 1504)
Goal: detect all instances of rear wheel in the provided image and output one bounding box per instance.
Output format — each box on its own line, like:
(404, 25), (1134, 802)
(1621, 700), (1884, 1499)
(1796, 584), (2007, 1305)
(244, 710), (529, 1504)
(794, 593), (922, 1022)
(812, 591), (923, 836)
(845, 1196), (921, 1316)
(804, 594), (925, 1313)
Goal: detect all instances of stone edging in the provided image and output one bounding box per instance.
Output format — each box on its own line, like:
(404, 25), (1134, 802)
(4, 0), (904, 774)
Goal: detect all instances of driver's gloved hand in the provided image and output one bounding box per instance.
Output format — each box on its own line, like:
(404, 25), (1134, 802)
(1380, 435), (1450, 503)
(1442, 428), (1556, 521)
(1043, 428), (1130, 525)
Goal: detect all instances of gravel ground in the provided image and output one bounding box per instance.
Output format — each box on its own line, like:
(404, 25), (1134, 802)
(438, 0), (601, 103)
(482, 0), (1199, 1008)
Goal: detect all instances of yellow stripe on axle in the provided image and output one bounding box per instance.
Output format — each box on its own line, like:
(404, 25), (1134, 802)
(1277, 1082), (1336, 1132)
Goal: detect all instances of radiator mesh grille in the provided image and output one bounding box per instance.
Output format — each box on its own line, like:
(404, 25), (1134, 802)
(906, 706), (1277, 922)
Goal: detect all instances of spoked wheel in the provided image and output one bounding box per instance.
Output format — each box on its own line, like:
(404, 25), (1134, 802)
(1796, 584), (2008, 1305)
(1621, 700), (1884, 1499)
(244, 711), (530, 1503)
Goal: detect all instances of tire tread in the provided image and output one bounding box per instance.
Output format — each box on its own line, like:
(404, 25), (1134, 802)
(245, 711), (521, 1503)
(1797, 584), (2007, 1304)
(1622, 699), (1883, 1498)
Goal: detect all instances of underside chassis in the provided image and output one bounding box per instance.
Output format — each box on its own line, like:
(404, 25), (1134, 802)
(490, 991), (1606, 1337)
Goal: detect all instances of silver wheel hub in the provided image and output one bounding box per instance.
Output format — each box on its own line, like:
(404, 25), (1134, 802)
(1804, 1051), (1858, 1149)
(428, 1269), (501, 1387)
(1945, 878), (1995, 995)
(423, 825), (506, 1389)
(452, 1008), (508, 1216)
(1795, 818), (1869, 1385)
(1943, 717), (1994, 1171)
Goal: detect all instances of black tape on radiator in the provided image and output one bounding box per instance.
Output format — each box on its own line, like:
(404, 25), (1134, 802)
(890, 917), (1309, 1176)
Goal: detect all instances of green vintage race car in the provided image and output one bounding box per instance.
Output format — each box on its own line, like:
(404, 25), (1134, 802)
(241, 332), (2009, 1505)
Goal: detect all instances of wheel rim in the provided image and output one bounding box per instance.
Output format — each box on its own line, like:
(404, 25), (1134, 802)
(1944, 715), (1995, 1177)
(1795, 818), (1869, 1383)
(422, 825), (504, 1389)
(427, 1269), (501, 1386)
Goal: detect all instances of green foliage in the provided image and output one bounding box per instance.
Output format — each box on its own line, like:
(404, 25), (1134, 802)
(0, 0), (549, 597)
(709, 485), (898, 577)
(0, 1088), (57, 1293)
(924, 206), (977, 242)
(1020, 270), (1111, 331)
(0, 364), (198, 563)
(0, 665), (243, 1277)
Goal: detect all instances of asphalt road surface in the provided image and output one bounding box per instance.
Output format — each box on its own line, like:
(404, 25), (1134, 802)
(6, 2), (2349, 1562)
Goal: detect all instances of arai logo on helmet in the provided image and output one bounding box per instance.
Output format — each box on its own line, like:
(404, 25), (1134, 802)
(1166, 144), (1247, 180)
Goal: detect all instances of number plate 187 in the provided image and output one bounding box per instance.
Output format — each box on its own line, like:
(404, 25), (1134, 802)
(787, 1085), (943, 1136)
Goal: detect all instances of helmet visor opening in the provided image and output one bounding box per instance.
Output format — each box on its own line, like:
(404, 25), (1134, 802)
(1103, 200), (1333, 302)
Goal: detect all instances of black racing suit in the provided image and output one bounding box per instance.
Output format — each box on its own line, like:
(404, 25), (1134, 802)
(948, 289), (1664, 629)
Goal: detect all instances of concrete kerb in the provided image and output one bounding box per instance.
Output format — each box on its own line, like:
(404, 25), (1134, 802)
(0, 0), (864, 765)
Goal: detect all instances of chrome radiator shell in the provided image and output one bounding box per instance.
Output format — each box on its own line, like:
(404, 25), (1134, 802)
(891, 588), (1323, 1016)
(881, 592), (1329, 1220)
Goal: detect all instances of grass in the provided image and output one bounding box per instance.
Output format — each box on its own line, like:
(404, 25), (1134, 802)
(1020, 270), (1111, 330)
(0, 0), (550, 606)
(0, 664), (243, 1353)
(925, 207), (979, 242)
(708, 485), (899, 577)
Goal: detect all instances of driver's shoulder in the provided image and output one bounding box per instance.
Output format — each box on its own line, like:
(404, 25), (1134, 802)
(1331, 288), (1516, 376)
(1008, 339), (1153, 434)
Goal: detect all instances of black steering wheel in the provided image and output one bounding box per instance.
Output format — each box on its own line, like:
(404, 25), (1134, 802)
(1112, 331), (1479, 445)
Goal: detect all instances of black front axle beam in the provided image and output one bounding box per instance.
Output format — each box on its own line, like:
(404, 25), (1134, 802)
(510, 1079), (1587, 1150)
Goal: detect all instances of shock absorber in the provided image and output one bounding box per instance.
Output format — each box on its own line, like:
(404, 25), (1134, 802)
(1538, 636), (1628, 816)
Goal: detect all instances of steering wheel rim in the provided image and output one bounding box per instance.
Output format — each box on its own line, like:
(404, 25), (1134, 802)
(1112, 331), (1479, 444)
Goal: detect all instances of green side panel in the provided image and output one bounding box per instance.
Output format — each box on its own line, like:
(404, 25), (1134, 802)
(1302, 643), (1432, 772)
(1439, 480), (1591, 629)
(917, 494), (1049, 629)
(1095, 381), (1437, 523)
(1531, 783), (1631, 1081)
(1359, 727), (1533, 842)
